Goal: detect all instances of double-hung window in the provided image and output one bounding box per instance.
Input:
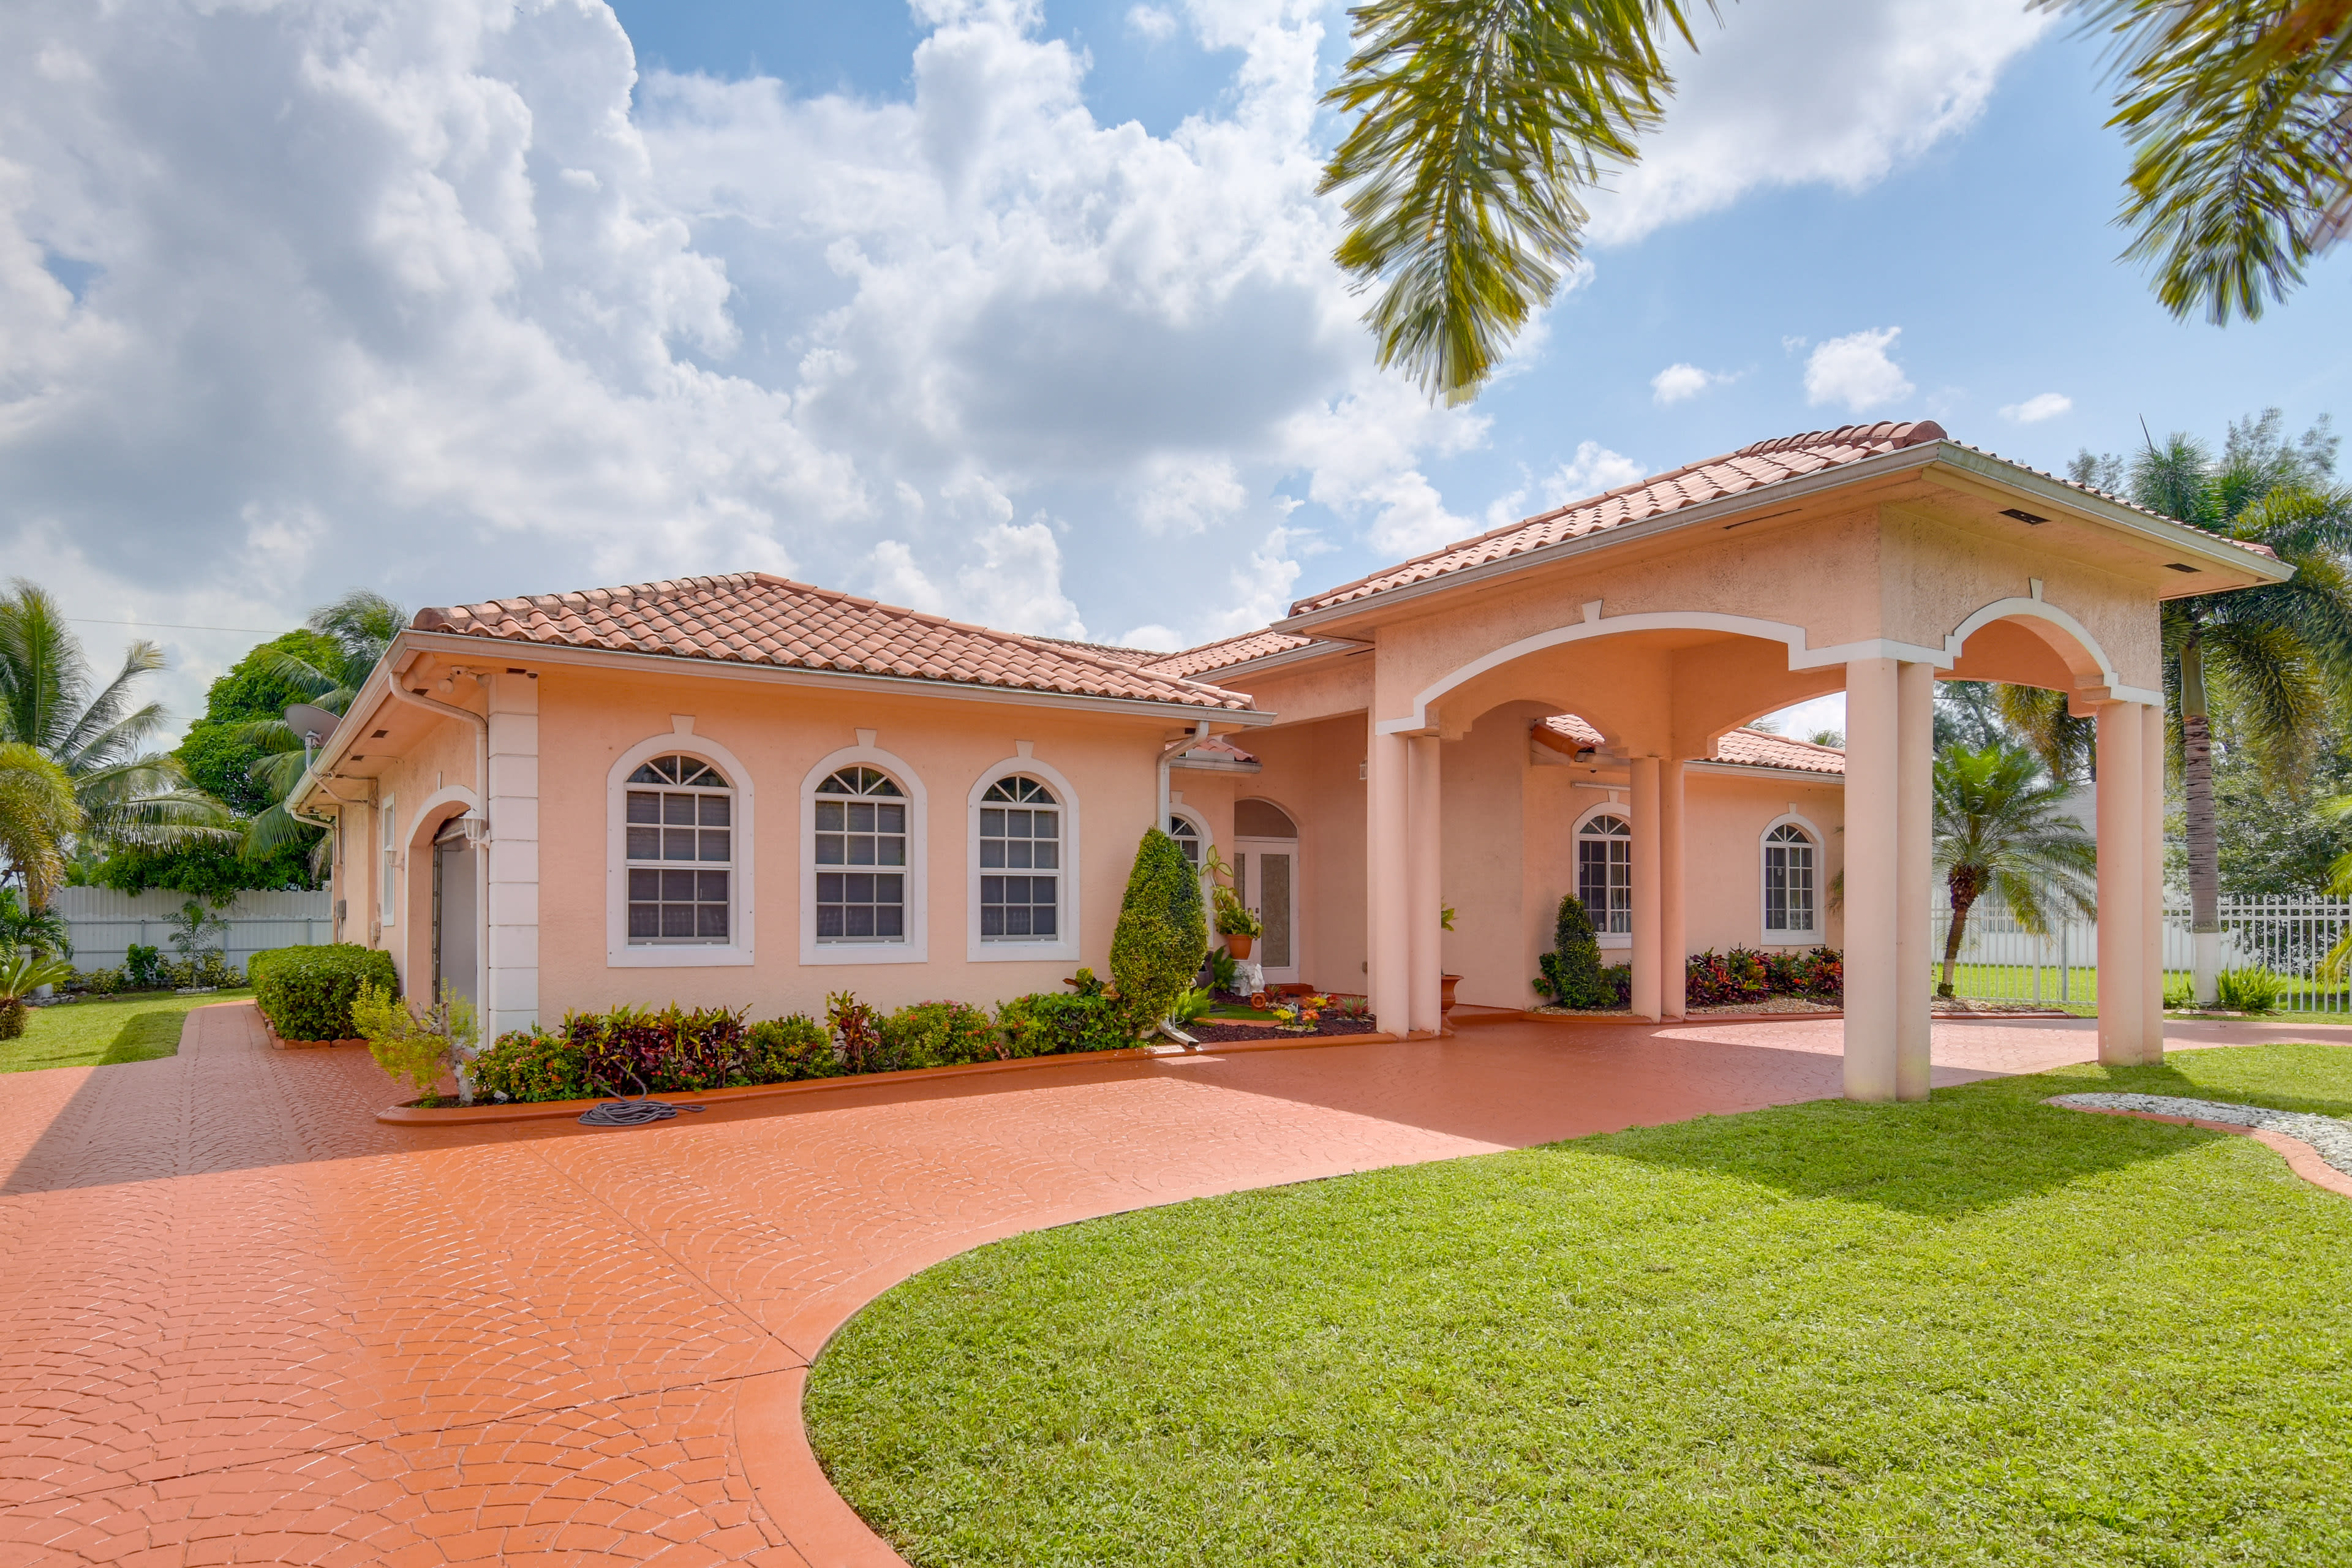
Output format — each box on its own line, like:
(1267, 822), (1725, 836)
(1763, 822), (1817, 937)
(979, 776), (1060, 940)
(1575, 813), (1632, 935)
(814, 766), (907, 941)
(624, 755), (733, 943)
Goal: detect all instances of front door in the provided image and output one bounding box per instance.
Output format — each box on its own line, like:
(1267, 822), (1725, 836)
(1232, 836), (1299, 985)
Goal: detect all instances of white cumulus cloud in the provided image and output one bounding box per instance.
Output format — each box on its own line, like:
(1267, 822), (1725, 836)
(2000, 391), (2073, 424)
(1804, 328), (1915, 414)
(1651, 363), (1732, 405)
(1126, 4), (1178, 43)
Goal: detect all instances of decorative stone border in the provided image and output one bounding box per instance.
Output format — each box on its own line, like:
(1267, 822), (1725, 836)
(2048, 1092), (2352, 1200)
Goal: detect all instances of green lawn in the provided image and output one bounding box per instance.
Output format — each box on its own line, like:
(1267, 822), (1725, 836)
(0, 988), (251, 1074)
(807, 1044), (2352, 1567)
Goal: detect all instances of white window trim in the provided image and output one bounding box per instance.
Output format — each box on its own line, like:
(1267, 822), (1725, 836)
(967, 755), (1082, 962)
(605, 726), (756, 968)
(799, 743), (928, 966)
(1758, 811), (1825, 944)
(1168, 805), (1213, 926)
(379, 792), (398, 929)
(1570, 800), (1634, 951)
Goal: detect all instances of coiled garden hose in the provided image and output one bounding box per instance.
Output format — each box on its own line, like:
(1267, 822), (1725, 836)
(578, 1068), (707, 1128)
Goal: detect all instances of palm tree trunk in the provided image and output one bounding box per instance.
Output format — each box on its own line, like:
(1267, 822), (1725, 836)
(2179, 628), (2221, 1003)
(1940, 875), (1981, 999)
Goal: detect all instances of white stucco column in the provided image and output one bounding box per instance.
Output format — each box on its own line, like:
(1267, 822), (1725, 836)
(1842, 658), (1899, 1100)
(1660, 759), (1687, 1020)
(2095, 699), (2147, 1066)
(485, 674), (540, 1040)
(1895, 660), (1934, 1101)
(1407, 736), (1443, 1035)
(1366, 725), (1411, 1035)
(1630, 756), (1663, 1022)
(2141, 701), (2168, 1062)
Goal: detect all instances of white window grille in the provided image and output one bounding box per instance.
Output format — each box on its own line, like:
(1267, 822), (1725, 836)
(1577, 812), (1632, 935)
(979, 775), (1060, 940)
(624, 755), (733, 944)
(813, 766), (907, 942)
(379, 793), (397, 927)
(1763, 822), (1817, 936)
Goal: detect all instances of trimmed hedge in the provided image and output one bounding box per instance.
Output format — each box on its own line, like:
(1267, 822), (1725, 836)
(876, 1001), (1003, 1071)
(998, 991), (1131, 1057)
(249, 943), (398, 1042)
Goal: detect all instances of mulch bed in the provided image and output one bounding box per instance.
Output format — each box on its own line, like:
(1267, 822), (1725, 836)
(1185, 1019), (1382, 1044)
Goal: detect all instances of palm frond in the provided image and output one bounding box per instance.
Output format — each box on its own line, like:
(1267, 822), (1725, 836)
(1319, 1), (1716, 403)
(51, 641), (168, 772)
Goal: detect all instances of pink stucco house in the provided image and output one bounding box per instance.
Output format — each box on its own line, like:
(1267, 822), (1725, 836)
(294, 419), (2285, 1100)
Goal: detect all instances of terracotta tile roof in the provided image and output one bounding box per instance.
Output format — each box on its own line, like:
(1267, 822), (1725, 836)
(1713, 728), (1845, 774)
(1536, 715), (1845, 775)
(1292, 421), (1950, 613)
(1169, 734), (1261, 767)
(1032, 636), (1170, 667)
(1140, 630), (1314, 679)
(412, 573), (1256, 711)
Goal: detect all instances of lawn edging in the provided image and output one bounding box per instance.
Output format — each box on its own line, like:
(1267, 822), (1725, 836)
(2049, 1097), (2352, 1201)
(376, 1028), (1407, 1125)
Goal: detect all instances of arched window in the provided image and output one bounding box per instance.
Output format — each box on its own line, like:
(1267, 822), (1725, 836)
(979, 775), (1060, 941)
(1576, 812), (1632, 936)
(814, 766), (907, 942)
(1168, 813), (1204, 867)
(1763, 820), (1818, 938)
(624, 754), (733, 944)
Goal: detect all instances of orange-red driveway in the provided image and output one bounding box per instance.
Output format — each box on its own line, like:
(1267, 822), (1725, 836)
(0, 1001), (2318, 1566)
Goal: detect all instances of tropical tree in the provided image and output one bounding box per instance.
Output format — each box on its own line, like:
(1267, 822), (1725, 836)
(1317, 2), (2350, 401)
(1934, 743), (2100, 998)
(2087, 421), (2352, 1000)
(230, 590), (405, 864)
(0, 742), (83, 914)
(0, 581), (232, 855)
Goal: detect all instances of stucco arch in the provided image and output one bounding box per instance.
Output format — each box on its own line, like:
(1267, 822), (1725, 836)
(1940, 596), (2157, 703)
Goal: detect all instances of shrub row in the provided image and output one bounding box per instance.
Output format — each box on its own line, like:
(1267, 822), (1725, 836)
(467, 987), (1136, 1105)
(249, 943), (399, 1041)
(1684, 946), (1842, 1006)
(75, 947), (243, 995)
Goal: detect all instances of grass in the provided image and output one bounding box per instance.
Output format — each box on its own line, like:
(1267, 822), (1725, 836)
(0, 988), (252, 1074)
(807, 1044), (2352, 1567)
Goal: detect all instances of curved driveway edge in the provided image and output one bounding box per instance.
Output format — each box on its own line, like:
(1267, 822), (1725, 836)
(0, 1000), (2325, 1566)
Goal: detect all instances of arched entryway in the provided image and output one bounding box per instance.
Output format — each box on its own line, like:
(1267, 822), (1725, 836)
(1234, 797), (1300, 985)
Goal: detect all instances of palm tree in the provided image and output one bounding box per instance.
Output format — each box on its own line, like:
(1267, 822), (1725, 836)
(1317, 2), (2349, 400)
(2123, 437), (2352, 1000)
(0, 581), (233, 854)
(0, 742), (83, 915)
(233, 590), (405, 861)
(1934, 744), (2100, 999)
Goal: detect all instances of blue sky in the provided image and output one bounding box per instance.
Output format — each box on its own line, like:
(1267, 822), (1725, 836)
(3, 0), (2344, 734)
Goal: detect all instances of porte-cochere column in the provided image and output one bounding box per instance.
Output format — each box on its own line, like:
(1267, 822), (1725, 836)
(1842, 657), (1934, 1101)
(2095, 699), (2167, 1066)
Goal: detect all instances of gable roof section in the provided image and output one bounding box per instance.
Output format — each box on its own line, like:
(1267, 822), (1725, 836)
(1294, 421), (1948, 614)
(1140, 629), (1314, 679)
(1537, 714), (1845, 775)
(412, 573), (1255, 712)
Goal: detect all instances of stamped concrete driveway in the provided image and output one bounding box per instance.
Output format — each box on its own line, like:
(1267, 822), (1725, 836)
(0, 1000), (2313, 1566)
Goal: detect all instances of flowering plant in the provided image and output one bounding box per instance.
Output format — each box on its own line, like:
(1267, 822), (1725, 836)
(1270, 993), (1327, 1032)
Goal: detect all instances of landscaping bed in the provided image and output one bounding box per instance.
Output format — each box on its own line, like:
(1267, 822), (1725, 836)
(807, 1042), (2352, 1567)
(1182, 1019), (1382, 1044)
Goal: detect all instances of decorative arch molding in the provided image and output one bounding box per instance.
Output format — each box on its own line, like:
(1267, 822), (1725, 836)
(966, 753), (1082, 963)
(605, 723), (756, 969)
(405, 785), (481, 848)
(799, 741), (929, 967)
(1377, 595), (2156, 735)
(1939, 596), (2158, 704)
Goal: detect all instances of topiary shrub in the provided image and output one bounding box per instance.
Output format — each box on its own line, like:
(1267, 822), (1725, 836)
(998, 991), (1133, 1056)
(875, 1001), (1004, 1071)
(1534, 894), (1616, 1008)
(1110, 827), (1208, 1033)
(249, 943), (398, 1041)
(748, 1014), (840, 1081)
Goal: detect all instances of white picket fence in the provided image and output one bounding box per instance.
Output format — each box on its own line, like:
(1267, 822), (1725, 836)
(48, 887), (334, 971)
(1932, 895), (2352, 1012)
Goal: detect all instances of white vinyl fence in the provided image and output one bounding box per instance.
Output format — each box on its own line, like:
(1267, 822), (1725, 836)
(50, 887), (334, 971)
(1932, 895), (2352, 1013)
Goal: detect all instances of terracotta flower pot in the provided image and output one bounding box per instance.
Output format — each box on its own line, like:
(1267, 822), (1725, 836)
(1441, 974), (1461, 1015)
(1225, 935), (1254, 960)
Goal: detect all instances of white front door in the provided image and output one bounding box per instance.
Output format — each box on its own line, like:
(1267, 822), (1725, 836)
(1233, 836), (1300, 985)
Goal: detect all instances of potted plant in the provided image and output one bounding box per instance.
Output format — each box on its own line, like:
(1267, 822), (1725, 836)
(1440, 903), (1460, 1016)
(1213, 884), (1262, 959)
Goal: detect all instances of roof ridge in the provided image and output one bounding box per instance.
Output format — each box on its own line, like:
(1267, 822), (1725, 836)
(1730, 420), (1945, 459)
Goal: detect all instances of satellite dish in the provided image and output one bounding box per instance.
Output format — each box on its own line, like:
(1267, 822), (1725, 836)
(284, 704), (344, 744)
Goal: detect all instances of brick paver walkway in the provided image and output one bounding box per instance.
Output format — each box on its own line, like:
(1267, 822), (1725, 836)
(0, 1001), (2324, 1566)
